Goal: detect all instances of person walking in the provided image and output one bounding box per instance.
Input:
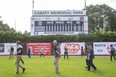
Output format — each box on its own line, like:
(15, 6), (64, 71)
(9, 46), (14, 59)
(28, 46), (32, 58)
(64, 45), (69, 59)
(109, 44), (116, 61)
(40, 48), (45, 57)
(81, 46), (84, 56)
(15, 40), (25, 74)
(86, 43), (97, 71)
(53, 40), (61, 74)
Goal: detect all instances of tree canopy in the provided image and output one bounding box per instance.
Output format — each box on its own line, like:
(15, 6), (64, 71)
(86, 4), (116, 32)
(0, 18), (15, 32)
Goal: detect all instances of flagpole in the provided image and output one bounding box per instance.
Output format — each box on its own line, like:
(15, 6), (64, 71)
(14, 19), (16, 31)
(85, 0), (86, 9)
(32, 0), (34, 15)
(31, 0), (34, 36)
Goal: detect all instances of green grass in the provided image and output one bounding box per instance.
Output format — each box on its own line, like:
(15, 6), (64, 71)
(0, 56), (116, 77)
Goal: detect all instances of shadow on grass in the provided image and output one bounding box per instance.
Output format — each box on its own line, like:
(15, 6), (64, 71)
(91, 69), (105, 76)
(14, 73), (27, 77)
(54, 73), (68, 77)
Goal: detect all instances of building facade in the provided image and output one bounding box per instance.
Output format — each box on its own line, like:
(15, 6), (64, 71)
(31, 10), (88, 35)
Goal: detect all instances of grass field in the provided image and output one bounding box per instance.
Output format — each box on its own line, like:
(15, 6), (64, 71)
(0, 56), (116, 77)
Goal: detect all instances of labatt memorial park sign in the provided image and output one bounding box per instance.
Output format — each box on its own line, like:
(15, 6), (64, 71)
(32, 10), (86, 16)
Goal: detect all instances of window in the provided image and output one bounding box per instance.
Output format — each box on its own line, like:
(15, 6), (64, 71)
(35, 21), (38, 26)
(47, 24), (49, 31)
(50, 24), (52, 31)
(69, 24), (71, 31)
(76, 24), (78, 31)
(67, 24), (68, 31)
(72, 25), (74, 31)
(58, 24), (60, 31)
(61, 24), (63, 31)
(56, 24), (57, 31)
(38, 21), (42, 26)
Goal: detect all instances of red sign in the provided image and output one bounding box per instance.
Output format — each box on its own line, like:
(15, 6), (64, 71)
(26, 43), (51, 55)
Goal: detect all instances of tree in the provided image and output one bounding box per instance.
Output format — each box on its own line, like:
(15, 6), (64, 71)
(86, 4), (116, 32)
(0, 20), (10, 31)
(0, 17), (16, 32)
(23, 30), (30, 36)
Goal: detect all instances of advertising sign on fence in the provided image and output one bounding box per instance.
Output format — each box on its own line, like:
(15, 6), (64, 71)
(0, 43), (17, 55)
(60, 42), (85, 55)
(26, 43), (51, 55)
(94, 42), (116, 55)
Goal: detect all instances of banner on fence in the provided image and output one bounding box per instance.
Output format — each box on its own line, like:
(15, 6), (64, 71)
(26, 43), (51, 55)
(94, 42), (116, 55)
(0, 43), (17, 55)
(60, 42), (85, 55)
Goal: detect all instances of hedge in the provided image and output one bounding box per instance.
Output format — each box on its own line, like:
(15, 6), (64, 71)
(0, 31), (116, 54)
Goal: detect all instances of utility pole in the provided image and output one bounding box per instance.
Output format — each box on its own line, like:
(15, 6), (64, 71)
(32, 0), (34, 14)
(14, 19), (16, 31)
(85, 0), (86, 9)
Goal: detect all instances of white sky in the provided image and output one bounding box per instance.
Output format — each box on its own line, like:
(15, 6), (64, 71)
(0, 0), (116, 32)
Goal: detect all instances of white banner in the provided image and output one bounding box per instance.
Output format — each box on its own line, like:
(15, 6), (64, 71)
(94, 42), (116, 55)
(60, 42), (85, 55)
(33, 10), (86, 16)
(0, 43), (17, 55)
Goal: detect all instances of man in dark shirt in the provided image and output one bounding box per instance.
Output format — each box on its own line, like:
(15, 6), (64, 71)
(15, 40), (25, 74)
(87, 44), (97, 71)
(9, 46), (14, 59)
(28, 46), (33, 58)
(64, 45), (69, 59)
(109, 44), (116, 61)
(53, 40), (61, 74)
(81, 46), (84, 56)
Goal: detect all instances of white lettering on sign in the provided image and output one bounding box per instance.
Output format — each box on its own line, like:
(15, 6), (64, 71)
(33, 10), (86, 16)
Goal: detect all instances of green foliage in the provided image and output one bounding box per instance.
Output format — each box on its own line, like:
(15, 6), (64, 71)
(77, 34), (99, 42)
(0, 31), (116, 43)
(1, 31), (116, 54)
(0, 19), (16, 32)
(95, 31), (116, 42)
(86, 4), (116, 32)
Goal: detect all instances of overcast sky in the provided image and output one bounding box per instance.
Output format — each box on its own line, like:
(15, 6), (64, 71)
(0, 0), (116, 32)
